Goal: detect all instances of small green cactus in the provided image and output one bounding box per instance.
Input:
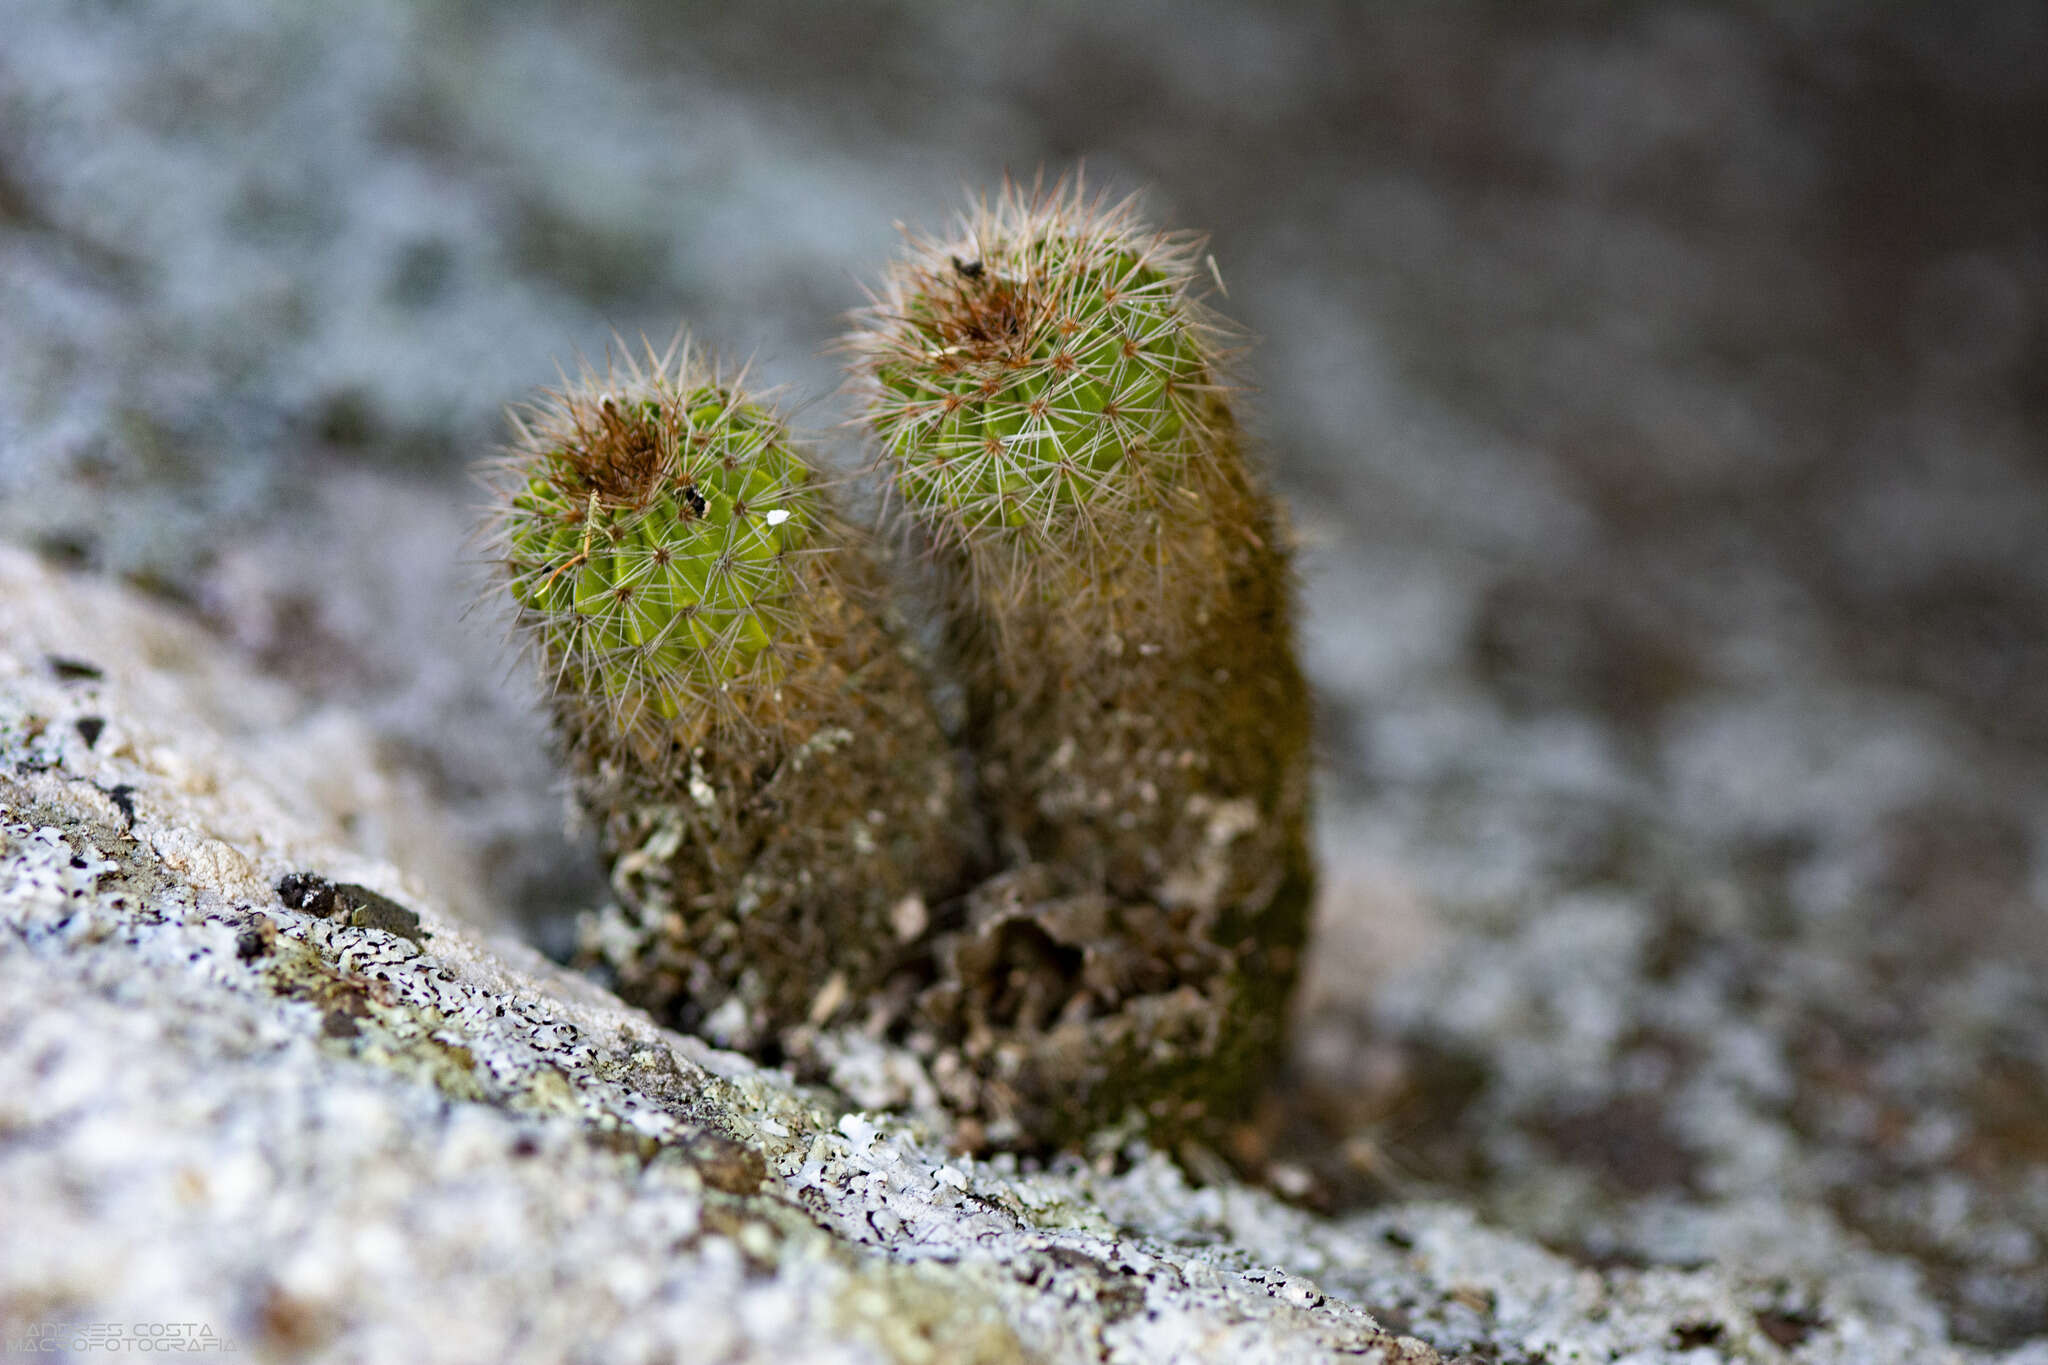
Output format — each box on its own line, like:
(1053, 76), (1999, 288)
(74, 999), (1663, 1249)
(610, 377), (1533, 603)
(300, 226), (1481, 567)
(499, 365), (814, 742)
(487, 338), (971, 1049)
(850, 181), (1314, 1146)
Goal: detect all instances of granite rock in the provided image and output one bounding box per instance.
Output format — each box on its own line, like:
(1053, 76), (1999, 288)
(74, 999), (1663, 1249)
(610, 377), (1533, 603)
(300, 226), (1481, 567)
(1, 539), (2029, 1365)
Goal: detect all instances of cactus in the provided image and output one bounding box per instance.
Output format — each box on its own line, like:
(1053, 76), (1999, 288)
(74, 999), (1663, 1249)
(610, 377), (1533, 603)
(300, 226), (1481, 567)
(483, 186), (1317, 1152)
(851, 181), (1314, 1146)
(486, 337), (971, 1050)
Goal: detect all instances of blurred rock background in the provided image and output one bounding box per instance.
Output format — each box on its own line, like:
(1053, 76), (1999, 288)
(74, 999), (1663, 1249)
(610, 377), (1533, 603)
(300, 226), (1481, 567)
(3, 0), (2044, 1354)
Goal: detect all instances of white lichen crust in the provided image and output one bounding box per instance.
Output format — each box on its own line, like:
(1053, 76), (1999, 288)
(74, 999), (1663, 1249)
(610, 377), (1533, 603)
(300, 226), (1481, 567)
(0, 548), (2011, 1363)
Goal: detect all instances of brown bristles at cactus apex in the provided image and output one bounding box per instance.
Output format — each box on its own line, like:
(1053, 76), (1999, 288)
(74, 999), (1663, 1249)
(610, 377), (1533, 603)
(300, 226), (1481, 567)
(851, 181), (1315, 1147)
(860, 183), (1220, 569)
(487, 337), (971, 1051)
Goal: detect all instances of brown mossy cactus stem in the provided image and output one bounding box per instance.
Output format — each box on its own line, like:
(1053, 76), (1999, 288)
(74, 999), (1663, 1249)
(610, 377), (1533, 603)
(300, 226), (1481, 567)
(487, 336), (971, 1051)
(852, 181), (1314, 1147)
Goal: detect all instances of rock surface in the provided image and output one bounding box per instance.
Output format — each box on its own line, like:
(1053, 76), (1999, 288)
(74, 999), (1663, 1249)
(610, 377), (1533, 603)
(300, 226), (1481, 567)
(5, 1), (2047, 1360)
(0, 546), (2030, 1363)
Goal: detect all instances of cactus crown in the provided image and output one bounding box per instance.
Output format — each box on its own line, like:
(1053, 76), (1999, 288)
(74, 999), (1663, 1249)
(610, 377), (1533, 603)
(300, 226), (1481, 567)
(487, 338), (821, 743)
(852, 179), (1228, 552)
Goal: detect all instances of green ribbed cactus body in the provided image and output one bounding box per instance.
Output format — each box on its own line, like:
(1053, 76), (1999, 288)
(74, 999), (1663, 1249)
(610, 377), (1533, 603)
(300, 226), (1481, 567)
(488, 341), (971, 1051)
(853, 184), (1314, 1148)
(872, 246), (1204, 532)
(501, 389), (810, 727)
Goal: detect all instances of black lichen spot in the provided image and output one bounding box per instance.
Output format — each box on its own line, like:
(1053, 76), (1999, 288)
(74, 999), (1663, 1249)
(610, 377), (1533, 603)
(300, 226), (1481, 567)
(277, 871), (338, 917)
(1671, 1320), (1725, 1349)
(279, 872), (425, 942)
(47, 655), (103, 682)
(107, 784), (138, 829)
(75, 716), (105, 749)
(236, 925), (273, 961)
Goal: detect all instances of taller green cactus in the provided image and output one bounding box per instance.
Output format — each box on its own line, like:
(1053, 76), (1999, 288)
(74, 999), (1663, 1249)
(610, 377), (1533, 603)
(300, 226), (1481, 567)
(486, 338), (971, 1050)
(851, 182), (1314, 1146)
(868, 232), (1209, 539)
